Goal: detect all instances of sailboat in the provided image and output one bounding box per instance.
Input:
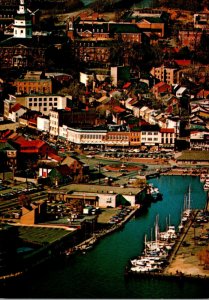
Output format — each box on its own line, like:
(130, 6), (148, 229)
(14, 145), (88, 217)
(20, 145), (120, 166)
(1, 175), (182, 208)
(158, 215), (177, 242)
(182, 185), (192, 220)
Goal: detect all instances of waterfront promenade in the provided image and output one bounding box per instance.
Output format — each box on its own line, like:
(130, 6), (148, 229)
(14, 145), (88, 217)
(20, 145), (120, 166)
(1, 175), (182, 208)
(164, 210), (209, 278)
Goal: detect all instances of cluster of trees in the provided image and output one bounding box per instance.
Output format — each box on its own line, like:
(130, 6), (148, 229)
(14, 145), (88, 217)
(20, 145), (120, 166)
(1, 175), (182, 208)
(29, 0), (84, 13)
(154, 0), (207, 11)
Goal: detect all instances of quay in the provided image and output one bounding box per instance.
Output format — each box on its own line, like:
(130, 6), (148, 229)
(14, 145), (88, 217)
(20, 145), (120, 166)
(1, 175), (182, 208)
(65, 206), (139, 254)
(125, 208), (209, 281)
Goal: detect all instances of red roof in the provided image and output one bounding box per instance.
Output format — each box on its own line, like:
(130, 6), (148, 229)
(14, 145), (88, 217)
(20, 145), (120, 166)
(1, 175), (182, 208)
(112, 106), (126, 113)
(174, 60), (191, 67)
(123, 82), (131, 89)
(48, 152), (62, 162)
(154, 81), (166, 88)
(65, 107), (72, 111)
(2, 130), (11, 138)
(16, 139), (45, 148)
(11, 103), (23, 113)
(197, 89), (209, 98)
(153, 81), (171, 93)
(160, 128), (175, 133)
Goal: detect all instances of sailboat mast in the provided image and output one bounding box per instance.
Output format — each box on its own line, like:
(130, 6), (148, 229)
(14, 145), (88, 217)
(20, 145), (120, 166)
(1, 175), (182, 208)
(188, 185), (191, 210)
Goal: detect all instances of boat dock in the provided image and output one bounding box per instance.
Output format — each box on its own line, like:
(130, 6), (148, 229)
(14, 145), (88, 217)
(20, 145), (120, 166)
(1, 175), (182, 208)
(125, 209), (209, 281)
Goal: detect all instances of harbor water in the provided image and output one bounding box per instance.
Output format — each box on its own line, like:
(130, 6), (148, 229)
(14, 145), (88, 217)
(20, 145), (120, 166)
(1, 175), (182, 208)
(1, 176), (209, 298)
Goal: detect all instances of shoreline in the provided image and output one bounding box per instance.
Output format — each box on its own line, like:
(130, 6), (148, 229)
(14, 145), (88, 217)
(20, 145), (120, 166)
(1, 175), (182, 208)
(126, 208), (209, 281)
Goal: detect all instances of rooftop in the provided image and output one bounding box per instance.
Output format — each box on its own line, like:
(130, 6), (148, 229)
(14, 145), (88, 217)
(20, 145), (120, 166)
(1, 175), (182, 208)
(48, 183), (143, 196)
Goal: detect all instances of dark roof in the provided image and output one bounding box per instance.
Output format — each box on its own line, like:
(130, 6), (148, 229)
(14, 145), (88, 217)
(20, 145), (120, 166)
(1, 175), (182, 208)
(109, 23), (142, 34)
(0, 141), (16, 151)
(0, 35), (67, 47)
(55, 164), (71, 176)
(141, 124), (160, 131)
(125, 16), (163, 23)
(76, 22), (109, 32)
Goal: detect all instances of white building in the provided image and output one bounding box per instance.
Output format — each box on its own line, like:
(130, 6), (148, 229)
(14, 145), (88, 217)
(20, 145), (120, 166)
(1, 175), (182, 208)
(26, 94), (67, 115)
(13, 0), (32, 39)
(8, 103), (27, 123)
(141, 126), (161, 147)
(37, 115), (50, 132)
(67, 127), (107, 145)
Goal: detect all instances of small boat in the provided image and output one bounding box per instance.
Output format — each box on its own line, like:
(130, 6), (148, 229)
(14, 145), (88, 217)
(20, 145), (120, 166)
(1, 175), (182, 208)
(147, 184), (163, 201)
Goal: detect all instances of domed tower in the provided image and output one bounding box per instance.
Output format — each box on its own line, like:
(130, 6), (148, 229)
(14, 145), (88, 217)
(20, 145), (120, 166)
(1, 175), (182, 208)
(13, 0), (32, 38)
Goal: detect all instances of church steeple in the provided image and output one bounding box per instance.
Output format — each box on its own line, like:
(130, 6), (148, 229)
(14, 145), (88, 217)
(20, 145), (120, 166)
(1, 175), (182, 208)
(13, 0), (32, 38)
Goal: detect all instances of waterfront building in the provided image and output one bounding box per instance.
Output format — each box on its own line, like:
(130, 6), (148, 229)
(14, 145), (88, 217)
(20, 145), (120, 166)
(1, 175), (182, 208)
(66, 126), (107, 145)
(49, 108), (97, 138)
(140, 124), (161, 147)
(20, 200), (47, 225)
(48, 184), (146, 207)
(176, 150), (209, 165)
(0, 224), (19, 276)
(160, 128), (175, 148)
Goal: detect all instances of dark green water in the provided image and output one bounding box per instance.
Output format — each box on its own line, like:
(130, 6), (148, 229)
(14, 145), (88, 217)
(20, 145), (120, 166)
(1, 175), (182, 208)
(2, 176), (209, 299)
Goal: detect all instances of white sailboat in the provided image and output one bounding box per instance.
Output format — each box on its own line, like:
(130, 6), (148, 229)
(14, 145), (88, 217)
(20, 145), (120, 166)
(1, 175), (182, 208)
(183, 185), (192, 217)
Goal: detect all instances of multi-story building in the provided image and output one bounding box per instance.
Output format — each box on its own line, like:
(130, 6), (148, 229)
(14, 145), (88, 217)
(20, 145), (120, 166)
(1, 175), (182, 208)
(178, 30), (202, 51)
(66, 126), (107, 145)
(68, 14), (148, 66)
(160, 128), (175, 148)
(104, 131), (130, 147)
(13, 71), (52, 95)
(49, 108), (98, 137)
(150, 64), (178, 85)
(122, 9), (170, 38)
(140, 124), (161, 147)
(4, 94), (68, 117)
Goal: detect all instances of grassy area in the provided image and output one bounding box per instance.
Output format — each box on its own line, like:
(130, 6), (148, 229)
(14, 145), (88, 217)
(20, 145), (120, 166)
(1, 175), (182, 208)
(18, 226), (72, 245)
